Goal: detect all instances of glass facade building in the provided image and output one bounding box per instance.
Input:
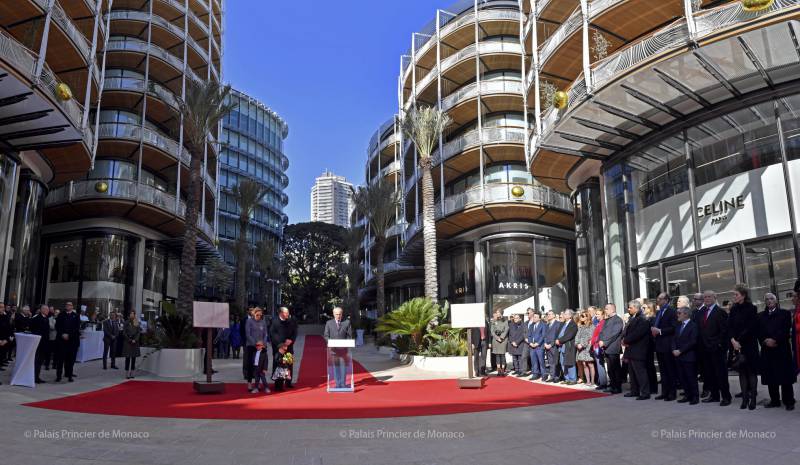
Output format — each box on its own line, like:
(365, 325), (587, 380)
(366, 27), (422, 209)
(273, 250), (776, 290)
(217, 89), (289, 307)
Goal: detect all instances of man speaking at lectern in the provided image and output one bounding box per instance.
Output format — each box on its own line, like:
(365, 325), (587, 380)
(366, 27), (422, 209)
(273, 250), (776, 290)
(324, 307), (353, 388)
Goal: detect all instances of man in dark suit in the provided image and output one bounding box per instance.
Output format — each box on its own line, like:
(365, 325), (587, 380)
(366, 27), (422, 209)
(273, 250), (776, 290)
(758, 293), (796, 410)
(672, 304), (699, 404)
(526, 310), (545, 380)
(270, 306), (298, 387)
(542, 310), (562, 382)
(622, 301), (652, 400)
(55, 302), (81, 382)
(102, 312), (120, 370)
(651, 292), (678, 400)
(470, 318), (490, 377)
(30, 304), (51, 384)
(697, 290), (731, 406)
(690, 292), (707, 396)
(323, 307), (354, 389)
(598, 304), (623, 394)
(555, 309), (578, 384)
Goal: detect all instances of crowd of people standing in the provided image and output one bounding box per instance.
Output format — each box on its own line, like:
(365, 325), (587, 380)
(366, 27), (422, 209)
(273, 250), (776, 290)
(474, 280), (800, 411)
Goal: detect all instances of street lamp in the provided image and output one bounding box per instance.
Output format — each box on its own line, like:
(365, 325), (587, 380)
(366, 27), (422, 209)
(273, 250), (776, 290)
(265, 278), (280, 318)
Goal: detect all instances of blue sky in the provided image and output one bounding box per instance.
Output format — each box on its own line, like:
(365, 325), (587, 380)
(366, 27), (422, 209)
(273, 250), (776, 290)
(223, 1), (442, 223)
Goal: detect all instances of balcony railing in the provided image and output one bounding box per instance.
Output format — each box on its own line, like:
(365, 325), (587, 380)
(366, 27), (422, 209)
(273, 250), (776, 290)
(103, 76), (180, 111)
(46, 179), (216, 239)
(413, 41), (523, 100)
(440, 126), (527, 161)
(38, 0), (92, 63)
(368, 116), (397, 156)
(402, 8), (521, 78)
(107, 10), (208, 63)
(441, 78), (523, 112)
(98, 122), (191, 165)
(106, 38), (201, 83)
(538, 7), (582, 66)
(435, 182), (573, 218)
(371, 160), (401, 183)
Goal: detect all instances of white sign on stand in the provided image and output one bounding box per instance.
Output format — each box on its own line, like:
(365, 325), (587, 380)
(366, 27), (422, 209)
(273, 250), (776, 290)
(451, 303), (486, 329)
(193, 302), (230, 328)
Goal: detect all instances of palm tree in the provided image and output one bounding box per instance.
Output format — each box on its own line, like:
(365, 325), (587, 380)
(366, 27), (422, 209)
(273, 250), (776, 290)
(375, 297), (445, 352)
(232, 179), (269, 313)
(339, 227), (364, 324)
(176, 79), (235, 316)
(402, 106), (451, 301)
(353, 180), (398, 317)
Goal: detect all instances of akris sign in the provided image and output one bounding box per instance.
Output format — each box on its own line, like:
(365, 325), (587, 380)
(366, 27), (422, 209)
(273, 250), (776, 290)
(696, 195), (745, 225)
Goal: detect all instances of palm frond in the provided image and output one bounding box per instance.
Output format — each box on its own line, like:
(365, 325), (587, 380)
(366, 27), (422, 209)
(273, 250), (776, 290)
(353, 179), (399, 239)
(401, 106), (451, 162)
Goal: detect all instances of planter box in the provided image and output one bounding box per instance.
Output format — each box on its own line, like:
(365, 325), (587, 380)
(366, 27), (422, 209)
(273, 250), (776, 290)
(412, 355), (469, 373)
(140, 347), (203, 378)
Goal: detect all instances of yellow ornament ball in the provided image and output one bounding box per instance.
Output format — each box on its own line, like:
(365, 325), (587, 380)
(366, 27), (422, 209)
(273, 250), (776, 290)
(55, 82), (73, 101)
(553, 90), (568, 110)
(94, 181), (109, 193)
(742, 0), (773, 11)
(511, 185), (525, 198)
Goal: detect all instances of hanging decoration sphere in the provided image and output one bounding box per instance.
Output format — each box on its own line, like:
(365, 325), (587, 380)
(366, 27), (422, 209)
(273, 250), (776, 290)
(94, 181), (109, 193)
(55, 82), (73, 101)
(511, 185), (525, 198)
(741, 0), (773, 11)
(553, 90), (568, 110)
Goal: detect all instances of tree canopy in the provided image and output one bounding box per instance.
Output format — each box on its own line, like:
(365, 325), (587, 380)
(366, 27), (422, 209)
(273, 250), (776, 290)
(281, 222), (347, 320)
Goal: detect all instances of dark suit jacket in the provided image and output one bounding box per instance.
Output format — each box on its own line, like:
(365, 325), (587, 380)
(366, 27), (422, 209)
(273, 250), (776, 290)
(622, 312), (651, 361)
(253, 347), (268, 373)
(30, 313), (50, 340)
(526, 321), (545, 348)
(698, 304), (727, 350)
(55, 311), (81, 344)
(652, 305), (678, 353)
(544, 320), (562, 345)
(102, 319), (120, 343)
(507, 321), (526, 356)
(269, 316), (298, 349)
(599, 315), (623, 355)
(671, 320), (698, 362)
(323, 319), (353, 340)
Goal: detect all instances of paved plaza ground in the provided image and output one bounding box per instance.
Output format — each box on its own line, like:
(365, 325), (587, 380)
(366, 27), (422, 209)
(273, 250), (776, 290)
(1, 326), (799, 465)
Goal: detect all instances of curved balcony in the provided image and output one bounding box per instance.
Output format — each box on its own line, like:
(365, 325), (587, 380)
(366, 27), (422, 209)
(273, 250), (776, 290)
(368, 116), (396, 156)
(106, 37), (201, 86)
(404, 126), (528, 195)
(45, 179), (217, 241)
(0, 29), (94, 183)
(442, 78), (524, 125)
(409, 41), (523, 107)
(402, 7), (522, 88)
(102, 76), (180, 124)
(107, 10), (209, 66)
(533, 0), (800, 191)
(155, 0), (222, 57)
(370, 160), (401, 184)
(97, 122), (215, 197)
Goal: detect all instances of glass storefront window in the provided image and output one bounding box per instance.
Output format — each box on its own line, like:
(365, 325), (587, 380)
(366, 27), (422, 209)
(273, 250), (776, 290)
(488, 239), (535, 315)
(640, 265), (661, 301)
(45, 239), (82, 309)
(536, 240), (569, 312)
(450, 247), (475, 303)
(81, 236), (132, 318)
(664, 260), (698, 300)
(697, 249), (738, 306)
(744, 237), (797, 310)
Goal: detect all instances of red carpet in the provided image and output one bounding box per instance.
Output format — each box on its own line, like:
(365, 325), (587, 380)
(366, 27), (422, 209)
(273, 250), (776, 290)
(25, 335), (605, 420)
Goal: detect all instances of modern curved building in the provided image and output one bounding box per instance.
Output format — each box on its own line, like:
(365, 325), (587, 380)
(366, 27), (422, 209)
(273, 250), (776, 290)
(0, 0), (106, 308)
(1, 0), (224, 318)
(359, 0), (577, 315)
(529, 0), (800, 310)
(217, 88), (289, 306)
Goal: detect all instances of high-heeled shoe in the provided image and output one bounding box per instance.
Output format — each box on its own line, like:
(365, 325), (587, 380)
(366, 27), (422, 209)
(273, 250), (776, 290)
(748, 395), (757, 410)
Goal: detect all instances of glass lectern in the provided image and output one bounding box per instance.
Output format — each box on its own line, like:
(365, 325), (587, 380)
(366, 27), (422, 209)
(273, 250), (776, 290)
(326, 338), (355, 392)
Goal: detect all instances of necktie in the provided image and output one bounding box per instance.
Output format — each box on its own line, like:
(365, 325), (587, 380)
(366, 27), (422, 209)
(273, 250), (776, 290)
(703, 306), (710, 326)
(679, 321), (686, 336)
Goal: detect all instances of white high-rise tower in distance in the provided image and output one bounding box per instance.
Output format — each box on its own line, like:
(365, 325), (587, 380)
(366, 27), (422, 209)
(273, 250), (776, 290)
(310, 170), (354, 227)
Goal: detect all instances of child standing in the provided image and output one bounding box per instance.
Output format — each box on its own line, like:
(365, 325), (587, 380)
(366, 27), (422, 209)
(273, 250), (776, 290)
(251, 341), (270, 394)
(272, 343), (294, 391)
